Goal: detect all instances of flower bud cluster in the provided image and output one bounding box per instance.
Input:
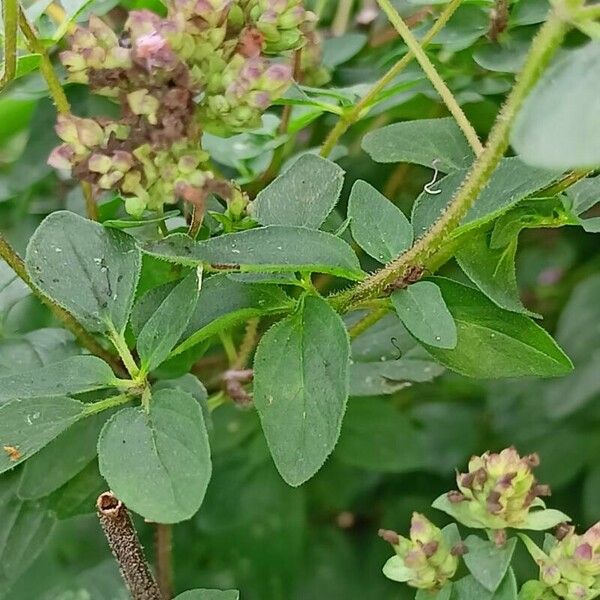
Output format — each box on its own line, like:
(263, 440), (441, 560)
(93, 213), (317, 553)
(536, 524), (600, 600)
(380, 513), (461, 590)
(50, 1), (314, 214)
(447, 447), (551, 529)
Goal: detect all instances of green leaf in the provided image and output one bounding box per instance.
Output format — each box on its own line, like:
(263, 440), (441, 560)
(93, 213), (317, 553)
(47, 459), (108, 520)
(411, 158), (559, 235)
(142, 227), (364, 281)
(0, 397), (85, 474)
(518, 580), (553, 600)
(98, 388), (211, 523)
(463, 536), (517, 593)
(362, 117), (475, 172)
(518, 509), (571, 531)
(103, 210), (180, 229)
(177, 275), (292, 355)
(382, 555), (413, 583)
(349, 350), (445, 396)
(18, 413), (107, 500)
(512, 42), (600, 169)
(453, 570), (518, 600)
(421, 278), (573, 378)
(335, 397), (425, 472)
(322, 33), (367, 68)
(0, 356), (117, 404)
(26, 211), (141, 335)
(0, 471), (56, 593)
(348, 180), (413, 263)
(456, 230), (536, 317)
(137, 271), (201, 372)
(174, 591), (240, 600)
(415, 584), (453, 600)
(253, 295), (350, 486)
(391, 281), (457, 349)
(252, 154), (344, 229)
(433, 494), (570, 531)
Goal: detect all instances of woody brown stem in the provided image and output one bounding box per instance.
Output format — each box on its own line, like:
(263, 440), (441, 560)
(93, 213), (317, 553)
(97, 492), (163, 600)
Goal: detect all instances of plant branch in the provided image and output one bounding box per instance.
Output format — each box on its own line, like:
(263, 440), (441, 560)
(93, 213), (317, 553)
(330, 9), (571, 313)
(348, 307), (389, 339)
(232, 318), (260, 369)
(97, 492), (163, 600)
(1, 0), (18, 88)
(108, 326), (141, 379)
(155, 524), (173, 600)
(19, 8), (99, 220)
(320, 0), (461, 158)
(0, 233), (126, 375)
(83, 393), (133, 416)
(375, 0), (484, 155)
(19, 8), (70, 113)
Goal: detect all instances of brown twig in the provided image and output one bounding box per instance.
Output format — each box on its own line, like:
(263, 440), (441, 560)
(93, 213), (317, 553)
(97, 492), (163, 600)
(155, 524), (173, 599)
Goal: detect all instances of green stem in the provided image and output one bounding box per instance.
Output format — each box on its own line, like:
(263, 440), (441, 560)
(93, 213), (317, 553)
(330, 9), (571, 313)
(19, 8), (70, 114)
(83, 394), (132, 416)
(320, 0), (461, 158)
(348, 307), (389, 340)
(108, 326), (140, 379)
(375, 0), (484, 155)
(19, 8), (98, 221)
(0, 233), (126, 375)
(1, 0), (18, 87)
(219, 331), (238, 366)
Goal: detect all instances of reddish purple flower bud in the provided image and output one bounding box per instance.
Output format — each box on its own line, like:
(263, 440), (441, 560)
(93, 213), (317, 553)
(47, 144), (75, 170)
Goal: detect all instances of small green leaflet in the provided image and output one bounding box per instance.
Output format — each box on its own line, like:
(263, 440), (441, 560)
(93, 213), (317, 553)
(452, 570), (518, 600)
(0, 397), (86, 473)
(142, 227), (364, 281)
(463, 536), (517, 593)
(0, 355), (117, 404)
(362, 117), (475, 172)
(98, 388), (211, 523)
(137, 270), (201, 372)
(421, 278), (573, 378)
(415, 585), (453, 600)
(391, 281), (457, 349)
(456, 230), (536, 317)
(411, 158), (560, 235)
(174, 591), (240, 600)
(252, 154), (344, 229)
(253, 295), (350, 486)
(26, 211), (141, 335)
(512, 42), (600, 169)
(348, 180), (413, 263)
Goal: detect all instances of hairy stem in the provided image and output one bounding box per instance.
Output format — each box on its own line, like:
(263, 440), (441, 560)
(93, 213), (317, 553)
(155, 524), (173, 600)
(19, 8), (70, 113)
(330, 10), (570, 313)
(20, 8), (98, 220)
(320, 0), (461, 158)
(348, 307), (389, 340)
(1, 0), (18, 87)
(233, 318), (260, 369)
(0, 233), (126, 374)
(83, 394), (132, 416)
(97, 492), (163, 600)
(108, 326), (141, 379)
(375, 0), (483, 155)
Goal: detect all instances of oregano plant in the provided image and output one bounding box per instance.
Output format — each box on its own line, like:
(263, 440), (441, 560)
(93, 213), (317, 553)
(0, 0), (599, 597)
